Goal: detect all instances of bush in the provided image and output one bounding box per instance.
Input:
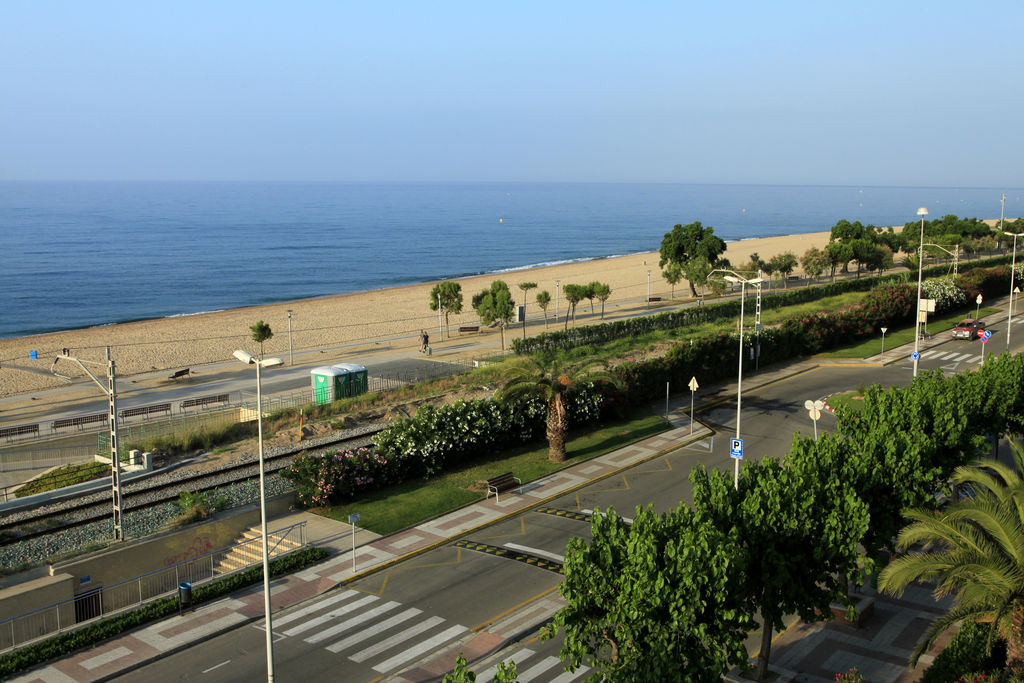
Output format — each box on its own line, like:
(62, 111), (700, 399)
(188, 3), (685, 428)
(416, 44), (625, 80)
(920, 620), (1006, 683)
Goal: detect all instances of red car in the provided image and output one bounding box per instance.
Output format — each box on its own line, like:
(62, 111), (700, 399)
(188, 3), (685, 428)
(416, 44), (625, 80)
(951, 319), (986, 340)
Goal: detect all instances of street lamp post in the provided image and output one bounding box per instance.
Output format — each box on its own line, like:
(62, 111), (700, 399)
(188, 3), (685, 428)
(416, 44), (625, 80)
(286, 310), (293, 366)
(647, 269), (651, 308)
(709, 269), (763, 489)
(555, 280), (560, 324)
(913, 207), (929, 378)
(234, 349), (285, 683)
(51, 347), (124, 540)
(1005, 231), (1023, 351)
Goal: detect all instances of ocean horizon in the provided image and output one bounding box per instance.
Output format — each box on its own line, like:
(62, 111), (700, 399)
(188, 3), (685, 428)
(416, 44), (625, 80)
(1, 180), (1020, 341)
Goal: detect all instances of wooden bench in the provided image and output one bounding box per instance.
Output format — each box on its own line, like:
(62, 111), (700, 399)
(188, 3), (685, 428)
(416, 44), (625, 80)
(0, 423), (40, 440)
(120, 403), (172, 420)
(53, 413), (108, 431)
(180, 393), (230, 410)
(486, 472), (522, 503)
(458, 325), (480, 335)
(168, 368), (191, 381)
(647, 296), (661, 303)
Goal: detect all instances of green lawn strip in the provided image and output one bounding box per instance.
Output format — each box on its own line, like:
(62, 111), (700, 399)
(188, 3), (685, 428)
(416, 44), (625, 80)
(15, 462), (110, 498)
(815, 306), (1001, 359)
(319, 412), (670, 535)
(824, 391), (865, 414)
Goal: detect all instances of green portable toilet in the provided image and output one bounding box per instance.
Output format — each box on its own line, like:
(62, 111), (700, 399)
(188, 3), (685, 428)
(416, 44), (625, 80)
(311, 366), (348, 404)
(333, 363), (368, 397)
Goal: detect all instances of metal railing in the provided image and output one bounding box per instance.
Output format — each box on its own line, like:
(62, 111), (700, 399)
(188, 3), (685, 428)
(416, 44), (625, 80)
(0, 444), (96, 475)
(0, 521), (306, 652)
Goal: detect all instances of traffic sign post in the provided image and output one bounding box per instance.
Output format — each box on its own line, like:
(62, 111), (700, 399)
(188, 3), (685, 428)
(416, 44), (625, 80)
(349, 512), (361, 572)
(729, 438), (743, 489)
(982, 329), (992, 361)
(880, 327), (888, 355)
(804, 399), (824, 441)
(688, 376), (699, 436)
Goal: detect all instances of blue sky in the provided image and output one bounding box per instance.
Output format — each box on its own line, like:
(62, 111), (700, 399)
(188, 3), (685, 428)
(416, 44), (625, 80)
(2, 1), (1021, 186)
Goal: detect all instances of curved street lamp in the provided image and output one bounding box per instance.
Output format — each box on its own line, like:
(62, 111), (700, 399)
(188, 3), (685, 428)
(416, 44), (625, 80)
(234, 349), (284, 683)
(708, 269), (763, 489)
(1005, 231), (1024, 351)
(913, 207), (929, 378)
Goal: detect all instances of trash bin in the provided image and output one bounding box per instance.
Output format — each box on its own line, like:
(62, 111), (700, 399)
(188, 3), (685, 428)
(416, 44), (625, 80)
(178, 581), (192, 613)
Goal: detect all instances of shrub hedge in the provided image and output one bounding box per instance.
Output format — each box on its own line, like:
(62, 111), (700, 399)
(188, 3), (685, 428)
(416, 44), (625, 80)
(920, 620), (1006, 683)
(0, 547), (328, 678)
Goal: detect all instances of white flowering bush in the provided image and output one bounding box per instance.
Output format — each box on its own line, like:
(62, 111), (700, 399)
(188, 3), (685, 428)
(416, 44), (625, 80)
(922, 277), (967, 313)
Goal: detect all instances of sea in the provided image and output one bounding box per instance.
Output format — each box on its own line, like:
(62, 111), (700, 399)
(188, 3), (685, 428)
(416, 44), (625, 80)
(0, 181), (1020, 341)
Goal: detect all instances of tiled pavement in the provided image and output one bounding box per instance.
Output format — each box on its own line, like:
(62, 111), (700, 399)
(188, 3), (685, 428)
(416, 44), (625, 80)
(13, 343), (968, 682)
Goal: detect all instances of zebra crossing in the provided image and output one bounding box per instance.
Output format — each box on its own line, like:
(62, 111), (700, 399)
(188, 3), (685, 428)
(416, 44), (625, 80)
(474, 647), (591, 682)
(270, 588), (467, 674)
(918, 349), (981, 363)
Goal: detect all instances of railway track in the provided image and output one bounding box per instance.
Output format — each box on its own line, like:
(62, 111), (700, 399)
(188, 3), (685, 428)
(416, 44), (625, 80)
(0, 425), (385, 548)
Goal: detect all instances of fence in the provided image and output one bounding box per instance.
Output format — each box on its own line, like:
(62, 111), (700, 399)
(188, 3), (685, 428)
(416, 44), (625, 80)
(0, 444), (96, 475)
(98, 406), (241, 456)
(0, 521), (306, 653)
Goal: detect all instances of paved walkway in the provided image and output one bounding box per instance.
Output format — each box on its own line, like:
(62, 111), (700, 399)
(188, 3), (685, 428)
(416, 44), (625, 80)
(12, 326), (988, 682)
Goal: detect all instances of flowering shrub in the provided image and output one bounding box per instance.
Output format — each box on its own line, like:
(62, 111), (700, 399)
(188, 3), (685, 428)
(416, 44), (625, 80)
(281, 447), (388, 507)
(835, 668), (864, 682)
(923, 277), (968, 313)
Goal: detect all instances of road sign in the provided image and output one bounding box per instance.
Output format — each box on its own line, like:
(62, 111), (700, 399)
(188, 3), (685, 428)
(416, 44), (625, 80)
(348, 512), (361, 524)
(977, 294), (983, 304)
(730, 438), (743, 459)
(688, 376), (699, 392)
(984, 330), (992, 339)
(880, 327), (888, 334)
(911, 351), (919, 360)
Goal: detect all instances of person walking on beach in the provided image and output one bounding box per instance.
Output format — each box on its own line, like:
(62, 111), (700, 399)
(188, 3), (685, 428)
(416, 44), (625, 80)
(420, 329), (429, 353)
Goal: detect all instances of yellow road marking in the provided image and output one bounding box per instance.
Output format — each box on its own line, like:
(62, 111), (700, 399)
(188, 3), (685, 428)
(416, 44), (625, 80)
(355, 548), (463, 597)
(471, 584), (561, 632)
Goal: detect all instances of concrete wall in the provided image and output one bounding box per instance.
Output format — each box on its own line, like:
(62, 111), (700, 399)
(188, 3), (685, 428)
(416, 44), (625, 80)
(0, 573), (75, 646)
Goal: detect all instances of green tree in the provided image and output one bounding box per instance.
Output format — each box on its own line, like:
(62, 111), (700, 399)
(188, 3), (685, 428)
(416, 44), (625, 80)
(561, 284), (587, 329)
(879, 440), (1024, 665)
(800, 247), (830, 282)
(825, 241), (853, 278)
(768, 252), (798, 287)
(430, 281), (464, 337)
(659, 222), (728, 297)
(250, 320), (273, 358)
(496, 354), (620, 463)
(535, 290), (551, 326)
(593, 282), (611, 318)
(683, 254), (715, 298)
(473, 280), (515, 350)
(544, 504), (752, 680)
(662, 262), (683, 298)
(585, 281), (601, 315)
(693, 445), (870, 679)
(518, 282), (537, 309)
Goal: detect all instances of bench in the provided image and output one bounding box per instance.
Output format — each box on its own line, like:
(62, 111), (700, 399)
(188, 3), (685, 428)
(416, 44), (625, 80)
(458, 325), (480, 335)
(0, 423), (40, 440)
(180, 393), (230, 410)
(486, 472), (522, 503)
(647, 296), (661, 303)
(53, 413), (108, 431)
(168, 368), (191, 381)
(120, 403), (172, 420)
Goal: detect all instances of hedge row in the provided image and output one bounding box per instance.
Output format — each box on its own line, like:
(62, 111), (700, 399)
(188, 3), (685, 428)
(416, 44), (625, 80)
(512, 255), (1014, 355)
(283, 384), (617, 507)
(0, 547), (328, 677)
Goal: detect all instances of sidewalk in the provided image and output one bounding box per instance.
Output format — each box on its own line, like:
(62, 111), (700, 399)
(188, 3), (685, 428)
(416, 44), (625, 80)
(14, 346), (957, 682)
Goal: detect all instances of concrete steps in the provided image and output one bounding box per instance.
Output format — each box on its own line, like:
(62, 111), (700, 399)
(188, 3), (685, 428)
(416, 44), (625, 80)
(214, 526), (302, 575)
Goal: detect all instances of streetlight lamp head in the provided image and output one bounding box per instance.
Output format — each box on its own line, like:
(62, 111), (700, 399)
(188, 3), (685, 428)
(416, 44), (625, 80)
(233, 349), (256, 365)
(917, 207), (929, 216)
(259, 357), (285, 368)
(723, 275), (740, 283)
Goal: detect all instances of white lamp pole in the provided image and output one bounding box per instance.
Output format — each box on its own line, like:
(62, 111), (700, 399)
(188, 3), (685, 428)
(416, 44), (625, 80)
(913, 207), (929, 378)
(234, 349), (284, 683)
(709, 269), (763, 489)
(1005, 231), (1023, 351)
(647, 269), (651, 308)
(286, 310), (293, 366)
(555, 280), (560, 323)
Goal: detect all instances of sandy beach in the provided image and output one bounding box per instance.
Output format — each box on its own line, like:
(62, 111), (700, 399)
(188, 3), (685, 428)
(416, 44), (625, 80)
(0, 231), (831, 399)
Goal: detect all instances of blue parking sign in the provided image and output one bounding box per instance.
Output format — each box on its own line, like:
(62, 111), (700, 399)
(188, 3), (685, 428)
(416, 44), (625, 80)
(730, 438), (743, 459)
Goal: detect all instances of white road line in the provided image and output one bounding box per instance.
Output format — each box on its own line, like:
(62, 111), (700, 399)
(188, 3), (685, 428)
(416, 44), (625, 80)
(282, 594), (378, 636)
(372, 624), (468, 673)
(201, 661), (231, 674)
(503, 543), (565, 563)
(939, 352), (959, 360)
(476, 649), (536, 683)
(920, 350), (941, 358)
(304, 600), (401, 644)
(274, 590), (358, 627)
(517, 655), (562, 681)
(349, 616), (445, 663)
(953, 353), (973, 361)
(550, 666), (591, 683)
(325, 608), (423, 653)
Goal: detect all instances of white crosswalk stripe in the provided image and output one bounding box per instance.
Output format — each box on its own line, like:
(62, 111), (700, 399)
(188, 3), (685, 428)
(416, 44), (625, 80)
(952, 352), (973, 361)
(324, 607), (422, 653)
(349, 615), (445, 663)
(282, 593), (378, 636)
(476, 647), (591, 683)
(372, 624), (468, 672)
(304, 600), (400, 644)
(920, 350), (941, 358)
(938, 351), (959, 360)
(518, 655), (563, 681)
(274, 589), (358, 627)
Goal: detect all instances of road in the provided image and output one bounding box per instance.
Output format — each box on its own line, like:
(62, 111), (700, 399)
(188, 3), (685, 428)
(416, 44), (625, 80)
(112, 320), (1024, 683)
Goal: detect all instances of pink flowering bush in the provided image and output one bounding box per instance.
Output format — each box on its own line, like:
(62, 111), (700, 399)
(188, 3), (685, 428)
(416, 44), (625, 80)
(281, 447), (389, 507)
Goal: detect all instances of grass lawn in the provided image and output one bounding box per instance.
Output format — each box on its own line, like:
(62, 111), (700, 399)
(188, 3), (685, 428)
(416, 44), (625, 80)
(15, 462), (110, 497)
(825, 391), (865, 415)
(816, 306), (1000, 359)
(318, 412), (670, 535)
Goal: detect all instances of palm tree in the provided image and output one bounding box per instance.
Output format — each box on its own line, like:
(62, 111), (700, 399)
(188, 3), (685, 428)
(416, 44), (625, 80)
(496, 354), (621, 463)
(878, 439), (1024, 664)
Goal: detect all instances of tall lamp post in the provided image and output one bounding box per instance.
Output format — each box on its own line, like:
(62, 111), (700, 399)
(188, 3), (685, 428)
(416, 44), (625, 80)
(709, 269), (763, 489)
(913, 206), (929, 378)
(647, 269), (651, 308)
(1005, 231), (1023, 351)
(234, 349), (284, 683)
(50, 347), (124, 541)
(286, 310), (293, 366)
(554, 280), (560, 324)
